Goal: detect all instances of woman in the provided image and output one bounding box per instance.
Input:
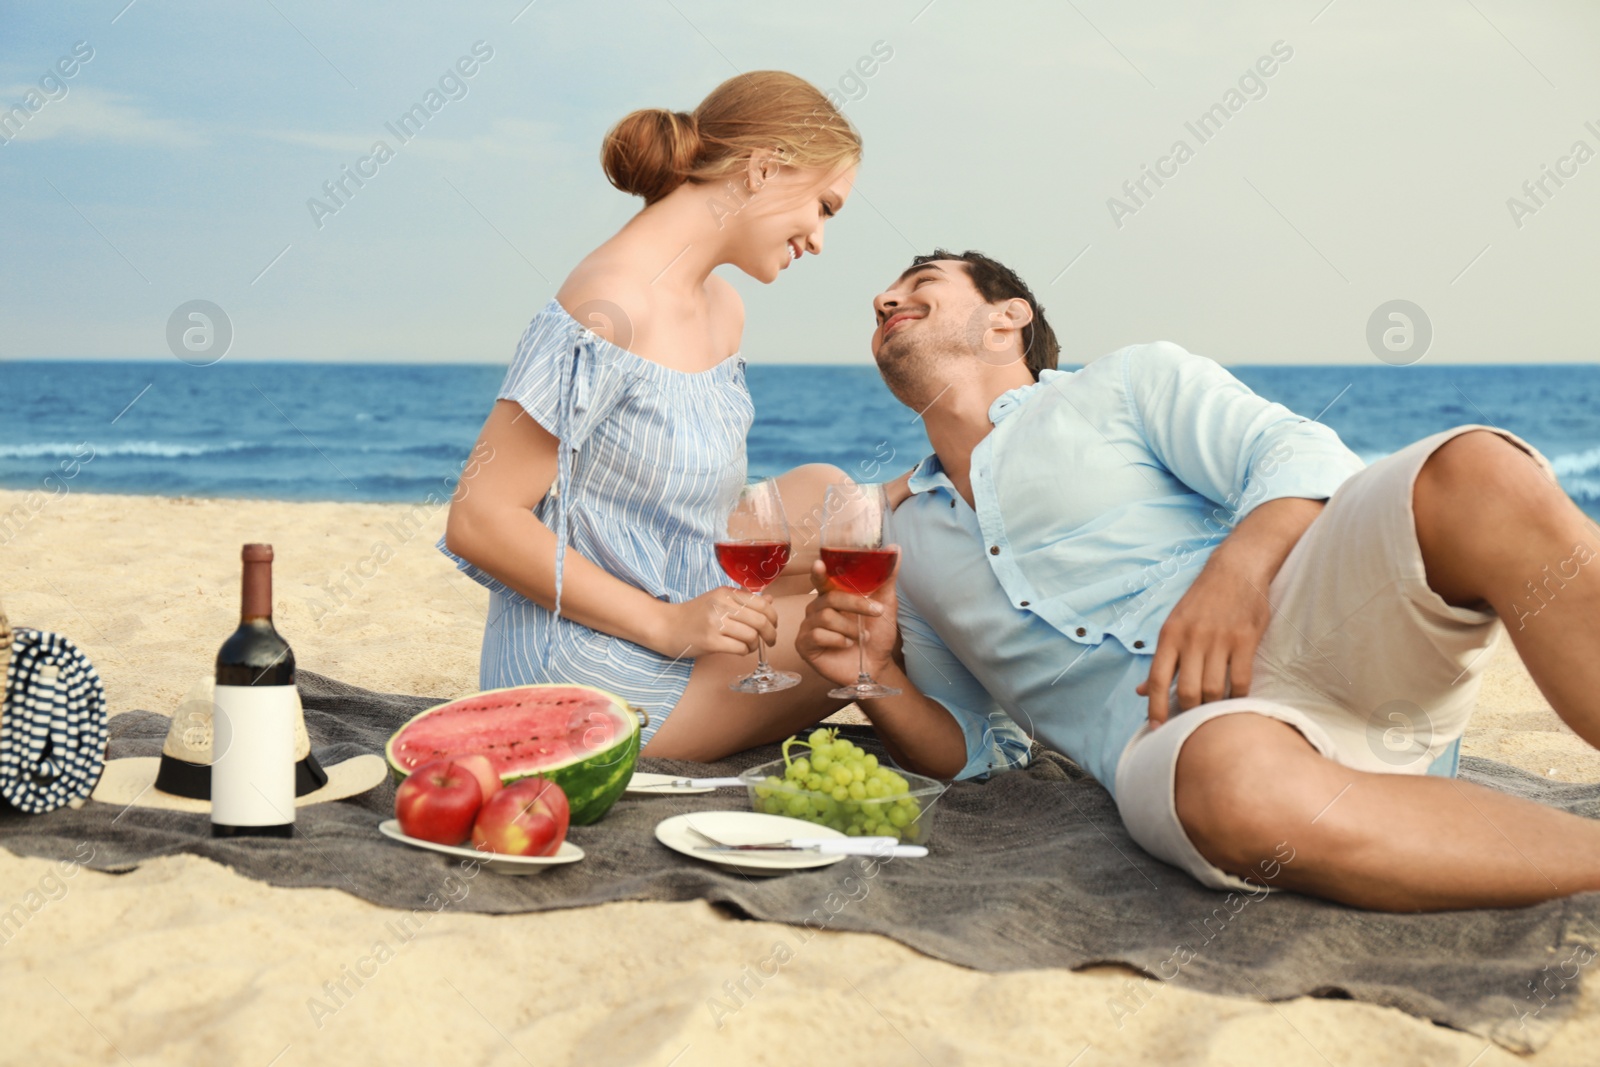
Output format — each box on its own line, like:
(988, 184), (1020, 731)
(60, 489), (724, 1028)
(442, 71), (861, 760)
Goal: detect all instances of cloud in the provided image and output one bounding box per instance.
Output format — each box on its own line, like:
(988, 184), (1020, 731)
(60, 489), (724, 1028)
(0, 86), (204, 148)
(261, 117), (576, 163)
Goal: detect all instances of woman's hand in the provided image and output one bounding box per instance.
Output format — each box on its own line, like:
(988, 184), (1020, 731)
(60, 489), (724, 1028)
(647, 586), (778, 659)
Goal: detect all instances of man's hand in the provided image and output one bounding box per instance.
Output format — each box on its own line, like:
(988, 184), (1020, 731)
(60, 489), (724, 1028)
(1135, 553), (1272, 724)
(1136, 496), (1325, 725)
(795, 558), (900, 688)
(794, 555), (970, 780)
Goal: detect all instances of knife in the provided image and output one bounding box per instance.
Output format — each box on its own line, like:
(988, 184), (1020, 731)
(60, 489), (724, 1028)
(694, 837), (928, 858)
(632, 776), (746, 789)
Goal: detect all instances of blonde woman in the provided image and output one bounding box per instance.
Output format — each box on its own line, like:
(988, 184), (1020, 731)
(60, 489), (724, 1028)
(443, 72), (860, 759)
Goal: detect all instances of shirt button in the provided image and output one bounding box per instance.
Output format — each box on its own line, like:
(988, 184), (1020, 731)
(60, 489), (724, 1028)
(1075, 627), (1087, 637)
(1133, 640), (1146, 649)
(1020, 601), (1030, 608)
(950, 499), (956, 508)
(989, 545), (999, 555)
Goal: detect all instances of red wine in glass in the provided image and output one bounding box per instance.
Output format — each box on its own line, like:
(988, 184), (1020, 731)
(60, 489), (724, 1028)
(717, 481), (801, 694)
(715, 541), (791, 594)
(820, 483), (902, 700)
(818, 547), (897, 597)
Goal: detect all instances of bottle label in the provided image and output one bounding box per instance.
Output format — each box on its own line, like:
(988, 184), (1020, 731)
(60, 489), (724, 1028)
(211, 684), (296, 827)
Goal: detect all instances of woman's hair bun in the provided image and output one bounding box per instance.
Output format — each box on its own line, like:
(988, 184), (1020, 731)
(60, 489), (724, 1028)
(601, 108), (702, 205)
(600, 73), (863, 208)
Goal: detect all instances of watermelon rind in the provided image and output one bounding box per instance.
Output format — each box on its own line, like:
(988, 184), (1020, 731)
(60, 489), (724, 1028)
(385, 683), (649, 825)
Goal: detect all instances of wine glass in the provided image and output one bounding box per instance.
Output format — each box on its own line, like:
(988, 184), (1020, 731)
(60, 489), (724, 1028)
(714, 480), (801, 693)
(819, 482), (902, 700)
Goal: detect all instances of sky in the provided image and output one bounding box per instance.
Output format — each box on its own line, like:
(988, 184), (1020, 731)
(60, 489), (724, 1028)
(2, 0), (1598, 366)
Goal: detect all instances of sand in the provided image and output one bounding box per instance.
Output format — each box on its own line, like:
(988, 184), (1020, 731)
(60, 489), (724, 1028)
(2, 486), (1598, 1066)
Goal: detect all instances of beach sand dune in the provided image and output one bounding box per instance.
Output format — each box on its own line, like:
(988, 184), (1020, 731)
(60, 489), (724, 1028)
(2, 488), (1596, 1065)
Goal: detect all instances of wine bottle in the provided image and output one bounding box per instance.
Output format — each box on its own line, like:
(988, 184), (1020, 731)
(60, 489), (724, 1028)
(211, 543), (296, 838)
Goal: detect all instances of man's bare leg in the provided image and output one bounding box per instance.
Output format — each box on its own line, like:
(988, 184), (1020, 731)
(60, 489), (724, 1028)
(1177, 714), (1600, 909)
(1413, 430), (1600, 745)
(1177, 431), (1600, 910)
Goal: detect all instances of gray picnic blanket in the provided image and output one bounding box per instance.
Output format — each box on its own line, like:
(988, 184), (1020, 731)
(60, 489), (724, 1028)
(3, 670), (1598, 1054)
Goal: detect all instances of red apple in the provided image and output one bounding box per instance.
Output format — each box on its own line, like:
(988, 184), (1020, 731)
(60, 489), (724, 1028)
(452, 753), (502, 806)
(472, 778), (570, 857)
(394, 758), (484, 845)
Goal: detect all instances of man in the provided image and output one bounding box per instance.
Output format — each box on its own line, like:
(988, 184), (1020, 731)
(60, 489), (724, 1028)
(795, 249), (1600, 911)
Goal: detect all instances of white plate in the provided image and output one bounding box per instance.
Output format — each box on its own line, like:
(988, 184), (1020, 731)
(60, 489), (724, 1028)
(626, 772), (718, 796)
(378, 819), (583, 876)
(655, 810), (847, 876)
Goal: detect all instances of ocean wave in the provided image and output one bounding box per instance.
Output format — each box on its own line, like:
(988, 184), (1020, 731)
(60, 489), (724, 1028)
(0, 441), (254, 459)
(1551, 447), (1600, 479)
(1357, 446), (1600, 482)
(1558, 477), (1600, 502)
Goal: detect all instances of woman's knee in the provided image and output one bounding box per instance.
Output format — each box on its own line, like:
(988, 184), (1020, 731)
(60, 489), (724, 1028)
(777, 463), (848, 549)
(779, 463), (848, 499)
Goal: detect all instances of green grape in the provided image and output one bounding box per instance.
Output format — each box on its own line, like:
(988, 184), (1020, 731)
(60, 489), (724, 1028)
(773, 726), (934, 835)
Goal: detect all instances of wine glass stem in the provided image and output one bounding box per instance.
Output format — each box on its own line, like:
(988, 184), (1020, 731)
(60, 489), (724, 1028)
(855, 613), (869, 684)
(750, 586), (772, 675)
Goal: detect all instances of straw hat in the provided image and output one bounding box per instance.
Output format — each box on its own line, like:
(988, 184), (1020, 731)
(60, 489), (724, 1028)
(92, 675), (387, 814)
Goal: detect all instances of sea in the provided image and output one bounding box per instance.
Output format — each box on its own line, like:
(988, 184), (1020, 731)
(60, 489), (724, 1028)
(1, 361), (1597, 519)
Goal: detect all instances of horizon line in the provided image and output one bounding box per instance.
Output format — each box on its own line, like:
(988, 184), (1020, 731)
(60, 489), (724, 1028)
(4, 357), (1600, 370)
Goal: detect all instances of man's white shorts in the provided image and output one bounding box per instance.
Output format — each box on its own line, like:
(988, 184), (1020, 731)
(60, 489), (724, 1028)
(1113, 425), (1559, 892)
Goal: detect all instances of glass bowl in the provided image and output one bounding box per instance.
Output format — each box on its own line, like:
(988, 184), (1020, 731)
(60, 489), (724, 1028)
(737, 755), (944, 845)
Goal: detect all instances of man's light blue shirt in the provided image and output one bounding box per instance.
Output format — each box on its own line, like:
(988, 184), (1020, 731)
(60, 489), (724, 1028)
(886, 341), (1367, 795)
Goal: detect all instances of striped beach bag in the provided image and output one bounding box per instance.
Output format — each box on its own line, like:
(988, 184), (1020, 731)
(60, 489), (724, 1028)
(0, 597), (109, 814)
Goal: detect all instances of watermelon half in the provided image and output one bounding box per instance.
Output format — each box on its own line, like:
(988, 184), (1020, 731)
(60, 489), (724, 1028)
(386, 684), (647, 825)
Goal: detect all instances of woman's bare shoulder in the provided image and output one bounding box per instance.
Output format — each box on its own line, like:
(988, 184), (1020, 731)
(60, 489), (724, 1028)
(555, 251), (741, 364)
(555, 258), (655, 351)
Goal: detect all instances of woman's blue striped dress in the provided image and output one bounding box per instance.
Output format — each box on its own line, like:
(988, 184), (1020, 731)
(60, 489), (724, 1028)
(437, 298), (753, 743)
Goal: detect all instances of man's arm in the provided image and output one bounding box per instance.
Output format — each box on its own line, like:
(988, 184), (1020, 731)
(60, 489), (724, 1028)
(1136, 495), (1323, 724)
(794, 559), (1023, 780)
(1126, 341), (1364, 521)
(1125, 343), (1364, 723)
